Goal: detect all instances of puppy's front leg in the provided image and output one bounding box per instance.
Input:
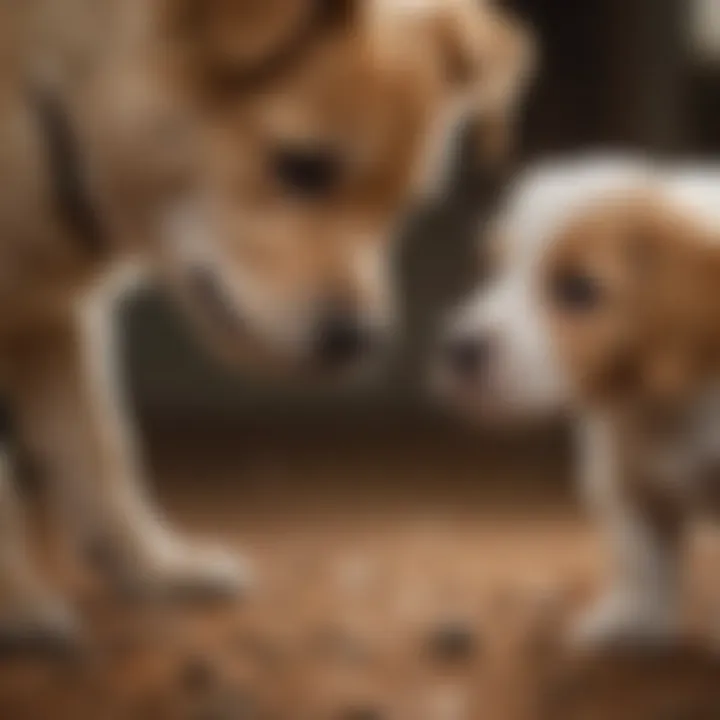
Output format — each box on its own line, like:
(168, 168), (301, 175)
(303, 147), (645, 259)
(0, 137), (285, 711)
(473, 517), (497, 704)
(7, 304), (248, 601)
(0, 448), (77, 648)
(573, 417), (685, 648)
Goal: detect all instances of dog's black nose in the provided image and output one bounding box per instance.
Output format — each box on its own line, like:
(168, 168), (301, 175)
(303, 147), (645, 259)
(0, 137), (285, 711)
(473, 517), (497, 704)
(313, 312), (374, 369)
(444, 335), (489, 379)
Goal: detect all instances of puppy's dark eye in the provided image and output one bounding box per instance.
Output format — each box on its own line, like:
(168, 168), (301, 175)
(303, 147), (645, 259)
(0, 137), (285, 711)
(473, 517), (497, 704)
(273, 146), (341, 199)
(550, 269), (603, 311)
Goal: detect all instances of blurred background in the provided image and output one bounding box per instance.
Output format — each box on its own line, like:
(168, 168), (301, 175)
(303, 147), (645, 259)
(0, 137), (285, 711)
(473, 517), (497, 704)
(124, 0), (720, 443)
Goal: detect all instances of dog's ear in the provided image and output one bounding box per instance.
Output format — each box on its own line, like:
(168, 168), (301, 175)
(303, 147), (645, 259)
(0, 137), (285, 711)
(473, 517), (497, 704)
(434, 2), (536, 165)
(622, 197), (720, 407)
(159, 0), (361, 93)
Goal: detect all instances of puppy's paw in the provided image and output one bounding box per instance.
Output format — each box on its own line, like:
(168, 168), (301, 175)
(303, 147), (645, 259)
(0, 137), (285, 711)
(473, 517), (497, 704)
(0, 592), (80, 655)
(569, 593), (679, 652)
(96, 529), (252, 602)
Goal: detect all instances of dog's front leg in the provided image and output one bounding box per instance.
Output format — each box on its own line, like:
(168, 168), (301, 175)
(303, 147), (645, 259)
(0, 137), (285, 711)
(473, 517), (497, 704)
(572, 416), (685, 648)
(7, 305), (248, 601)
(0, 447), (78, 648)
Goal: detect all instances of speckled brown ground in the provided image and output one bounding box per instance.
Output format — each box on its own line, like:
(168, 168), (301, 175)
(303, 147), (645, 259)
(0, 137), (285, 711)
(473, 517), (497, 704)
(1, 420), (720, 720)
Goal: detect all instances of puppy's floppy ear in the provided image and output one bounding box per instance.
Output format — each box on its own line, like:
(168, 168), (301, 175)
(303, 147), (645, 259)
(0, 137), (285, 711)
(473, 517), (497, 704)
(622, 196), (720, 406)
(159, 0), (361, 92)
(433, 1), (536, 165)
(475, 5), (536, 164)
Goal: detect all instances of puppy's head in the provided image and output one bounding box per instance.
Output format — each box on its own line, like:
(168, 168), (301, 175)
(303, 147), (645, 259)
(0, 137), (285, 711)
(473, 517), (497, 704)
(438, 191), (720, 420)
(542, 196), (720, 412)
(147, 0), (534, 378)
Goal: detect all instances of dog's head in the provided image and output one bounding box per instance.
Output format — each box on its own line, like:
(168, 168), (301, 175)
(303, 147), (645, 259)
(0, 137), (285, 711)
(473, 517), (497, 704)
(142, 0), (534, 378)
(438, 165), (720, 420)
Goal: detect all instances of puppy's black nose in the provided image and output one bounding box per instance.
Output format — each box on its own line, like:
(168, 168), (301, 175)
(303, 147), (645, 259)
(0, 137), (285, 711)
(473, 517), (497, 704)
(313, 312), (374, 369)
(444, 335), (489, 379)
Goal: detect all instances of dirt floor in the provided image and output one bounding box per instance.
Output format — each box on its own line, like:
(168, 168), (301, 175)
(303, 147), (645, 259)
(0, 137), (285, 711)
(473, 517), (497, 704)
(1, 420), (720, 720)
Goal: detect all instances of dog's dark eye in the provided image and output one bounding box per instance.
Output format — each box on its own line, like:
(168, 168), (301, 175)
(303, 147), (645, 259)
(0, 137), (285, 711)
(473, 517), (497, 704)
(550, 269), (603, 311)
(273, 146), (341, 199)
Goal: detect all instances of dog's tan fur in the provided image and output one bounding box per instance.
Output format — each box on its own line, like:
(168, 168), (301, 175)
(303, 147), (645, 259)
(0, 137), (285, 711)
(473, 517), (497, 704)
(0, 0), (533, 643)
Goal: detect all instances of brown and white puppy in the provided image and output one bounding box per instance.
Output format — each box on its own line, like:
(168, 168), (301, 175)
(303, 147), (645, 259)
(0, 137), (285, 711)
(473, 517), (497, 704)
(438, 156), (720, 646)
(0, 0), (533, 645)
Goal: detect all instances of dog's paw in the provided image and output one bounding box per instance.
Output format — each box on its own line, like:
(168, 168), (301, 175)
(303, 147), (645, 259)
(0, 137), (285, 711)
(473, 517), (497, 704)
(98, 529), (252, 602)
(0, 593), (80, 655)
(569, 593), (679, 652)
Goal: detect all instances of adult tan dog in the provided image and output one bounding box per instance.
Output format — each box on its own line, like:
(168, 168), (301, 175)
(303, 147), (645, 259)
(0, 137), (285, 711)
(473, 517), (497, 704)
(438, 156), (720, 647)
(0, 0), (533, 646)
